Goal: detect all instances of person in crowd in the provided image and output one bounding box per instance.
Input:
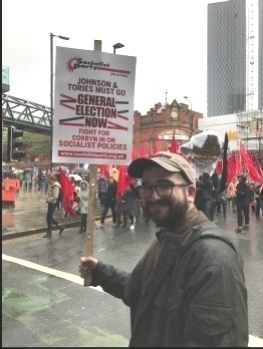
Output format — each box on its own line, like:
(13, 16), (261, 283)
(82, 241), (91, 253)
(97, 174), (108, 206)
(75, 180), (89, 233)
(125, 180), (142, 230)
(196, 172), (214, 221)
(43, 174), (64, 238)
(227, 176), (238, 213)
(18, 171), (25, 187)
(55, 173), (62, 211)
(38, 169), (44, 191)
(99, 176), (117, 228)
(194, 176), (204, 211)
(114, 190), (129, 228)
(216, 188), (228, 218)
(235, 174), (251, 233)
(248, 180), (256, 213)
(79, 151), (248, 347)
(25, 171), (32, 190)
(254, 183), (261, 219)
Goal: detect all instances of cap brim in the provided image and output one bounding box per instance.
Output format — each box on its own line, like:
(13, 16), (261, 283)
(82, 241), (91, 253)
(128, 157), (179, 178)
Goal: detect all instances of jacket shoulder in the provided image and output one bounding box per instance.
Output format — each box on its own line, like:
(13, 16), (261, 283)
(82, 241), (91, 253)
(184, 222), (242, 266)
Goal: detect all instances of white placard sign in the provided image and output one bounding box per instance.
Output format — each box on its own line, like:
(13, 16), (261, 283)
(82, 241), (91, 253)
(53, 47), (136, 165)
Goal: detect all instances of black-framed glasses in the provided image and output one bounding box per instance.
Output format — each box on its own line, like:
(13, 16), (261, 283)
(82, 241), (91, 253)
(138, 183), (188, 199)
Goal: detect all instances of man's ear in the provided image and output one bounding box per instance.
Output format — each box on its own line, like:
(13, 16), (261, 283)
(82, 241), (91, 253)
(187, 185), (196, 203)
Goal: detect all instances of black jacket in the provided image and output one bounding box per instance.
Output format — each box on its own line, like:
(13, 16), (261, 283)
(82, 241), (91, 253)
(236, 182), (251, 206)
(91, 221), (248, 347)
(104, 181), (117, 205)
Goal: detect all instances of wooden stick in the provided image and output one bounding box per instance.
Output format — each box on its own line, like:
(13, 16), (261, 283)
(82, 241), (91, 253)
(84, 39), (102, 287)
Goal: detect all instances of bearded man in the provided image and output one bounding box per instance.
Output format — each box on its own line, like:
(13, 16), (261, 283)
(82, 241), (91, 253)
(79, 151), (248, 347)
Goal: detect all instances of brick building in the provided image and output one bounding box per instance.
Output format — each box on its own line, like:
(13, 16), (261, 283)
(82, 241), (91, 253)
(133, 99), (203, 156)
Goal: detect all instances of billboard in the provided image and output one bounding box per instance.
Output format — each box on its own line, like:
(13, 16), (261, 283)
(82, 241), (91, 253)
(53, 47), (136, 165)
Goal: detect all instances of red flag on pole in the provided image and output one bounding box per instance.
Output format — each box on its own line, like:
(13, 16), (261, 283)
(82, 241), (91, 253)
(59, 167), (76, 217)
(235, 148), (242, 175)
(116, 165), (130, 198)
(99, 165), (110, 177)
(170, 129), (178, 154)
(227, 157), (236, 182)
(239, 141), (263, 185)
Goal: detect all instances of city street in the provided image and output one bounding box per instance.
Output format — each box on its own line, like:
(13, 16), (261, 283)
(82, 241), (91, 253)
(2, 190), (263, 347)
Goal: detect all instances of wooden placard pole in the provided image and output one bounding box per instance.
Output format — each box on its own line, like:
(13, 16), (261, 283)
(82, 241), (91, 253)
(83, 39), (101, 287)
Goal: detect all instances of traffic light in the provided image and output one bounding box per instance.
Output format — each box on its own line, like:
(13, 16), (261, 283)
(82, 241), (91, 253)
(7, 126), (26, 161)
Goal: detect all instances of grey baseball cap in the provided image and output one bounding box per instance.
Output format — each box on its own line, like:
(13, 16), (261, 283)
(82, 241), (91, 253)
(128, 151), (196, 184)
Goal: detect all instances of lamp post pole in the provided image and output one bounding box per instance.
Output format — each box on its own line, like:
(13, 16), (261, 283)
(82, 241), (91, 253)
(50, 33), (70, 170)
(183, 96), (194, 136)
(113, 42), (125, 54)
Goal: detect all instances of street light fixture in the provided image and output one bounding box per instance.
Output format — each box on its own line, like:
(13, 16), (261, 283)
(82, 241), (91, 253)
(113, 43), (125, 54)
(50, 33), (70, 169)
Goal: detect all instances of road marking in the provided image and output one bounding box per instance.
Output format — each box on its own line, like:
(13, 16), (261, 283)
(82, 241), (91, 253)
(2, 253), (263, 347)
(2, 254), (104, 293)
(248, 335), (263, 347)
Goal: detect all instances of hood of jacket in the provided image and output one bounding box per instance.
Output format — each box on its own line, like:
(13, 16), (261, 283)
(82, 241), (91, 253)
(52, 181), (61, 189)
(80, 180), (88, 189)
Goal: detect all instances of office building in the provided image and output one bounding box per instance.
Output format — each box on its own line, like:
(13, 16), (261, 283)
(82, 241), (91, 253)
(207, 0), (263, 117)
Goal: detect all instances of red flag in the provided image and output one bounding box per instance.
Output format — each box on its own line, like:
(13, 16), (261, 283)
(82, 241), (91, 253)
(214, 160), (223, 175)
(227, 157), (236, 182)
(239, 141), (263, 185)
(59, 167), (76, 217)
(169, 129), (178, 154)
(116, 166), (130, 198)
(99, 165), (110, 177)
(235, 149), (242, 175)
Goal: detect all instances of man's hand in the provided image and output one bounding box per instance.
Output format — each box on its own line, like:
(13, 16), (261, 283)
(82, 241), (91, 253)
(79, 256), (98, 279)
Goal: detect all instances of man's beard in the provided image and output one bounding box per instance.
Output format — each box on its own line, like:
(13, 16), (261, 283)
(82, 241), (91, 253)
(143, 195), (189, 228)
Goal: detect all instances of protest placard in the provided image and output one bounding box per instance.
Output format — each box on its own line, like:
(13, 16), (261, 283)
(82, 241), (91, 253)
(53, 47), (136, 165)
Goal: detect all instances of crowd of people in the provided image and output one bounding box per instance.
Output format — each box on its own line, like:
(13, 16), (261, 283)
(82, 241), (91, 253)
(7, 164), (263, 236)
(19, 165), (261, 237)
(194, 171), (263, 232)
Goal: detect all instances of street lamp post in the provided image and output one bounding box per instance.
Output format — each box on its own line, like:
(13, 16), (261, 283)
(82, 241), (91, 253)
(113, 43), (125, 54)
(183, 96), (194, 135)
(50, 33), (70, 170)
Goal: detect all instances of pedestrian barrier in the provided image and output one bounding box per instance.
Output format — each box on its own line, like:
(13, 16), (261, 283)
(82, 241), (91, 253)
(3, 178), (20, 193)
(2, 180), (17, 207)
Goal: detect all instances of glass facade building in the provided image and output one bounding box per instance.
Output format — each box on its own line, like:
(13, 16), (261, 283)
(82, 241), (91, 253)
(207, 0), (263, 117)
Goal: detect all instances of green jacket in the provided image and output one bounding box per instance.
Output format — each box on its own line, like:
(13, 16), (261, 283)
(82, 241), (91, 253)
(91, 222), (248, 347)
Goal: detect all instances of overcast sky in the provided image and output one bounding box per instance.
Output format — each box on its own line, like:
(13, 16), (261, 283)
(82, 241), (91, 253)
(2, 0), (221, 117)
